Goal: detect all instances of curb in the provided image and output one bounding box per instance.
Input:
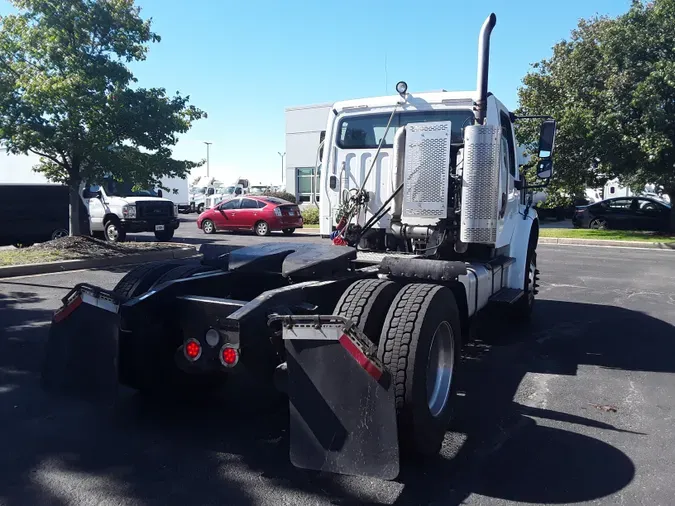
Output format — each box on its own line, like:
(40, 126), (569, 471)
(539, 237), (675, 250)
(294, 228), (320, 235)
(0, 247), (199, 279)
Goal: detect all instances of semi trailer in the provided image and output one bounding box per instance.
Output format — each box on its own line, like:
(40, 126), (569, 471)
(42, 13), (556, 480)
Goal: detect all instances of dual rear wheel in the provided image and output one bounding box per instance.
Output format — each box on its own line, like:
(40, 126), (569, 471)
(333, 279), (462, 457)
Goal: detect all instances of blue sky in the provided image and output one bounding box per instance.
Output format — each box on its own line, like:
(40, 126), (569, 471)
(1, 0), (633, 184)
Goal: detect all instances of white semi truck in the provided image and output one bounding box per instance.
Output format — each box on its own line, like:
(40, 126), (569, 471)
(44, 12), (556, 480)
(189, 177), (250, 212)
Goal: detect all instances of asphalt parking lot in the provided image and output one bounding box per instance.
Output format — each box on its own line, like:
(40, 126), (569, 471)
(1, 229), (674, 505)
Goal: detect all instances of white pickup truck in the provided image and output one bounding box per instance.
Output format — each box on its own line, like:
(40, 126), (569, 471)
(83, 179), (180, 242)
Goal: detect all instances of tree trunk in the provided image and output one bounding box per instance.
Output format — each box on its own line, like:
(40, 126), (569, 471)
(68, 184), (82, 236)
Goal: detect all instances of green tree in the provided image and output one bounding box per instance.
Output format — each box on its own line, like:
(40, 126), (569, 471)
(517, 0), (675, 229)
(0, 0), (206, 235)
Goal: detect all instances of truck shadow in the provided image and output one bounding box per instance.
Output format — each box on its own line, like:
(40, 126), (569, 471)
(389, 299), (673, 505)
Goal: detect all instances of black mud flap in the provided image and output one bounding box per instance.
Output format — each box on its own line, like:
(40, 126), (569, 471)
(279, 316), (399, 480)
(41, 284), (122, 403)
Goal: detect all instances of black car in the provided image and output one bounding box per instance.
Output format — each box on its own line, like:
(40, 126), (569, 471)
(573, 196), (671, 231)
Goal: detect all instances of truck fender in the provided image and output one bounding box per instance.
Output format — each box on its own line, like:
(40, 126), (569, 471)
(507, 209), (539, 289)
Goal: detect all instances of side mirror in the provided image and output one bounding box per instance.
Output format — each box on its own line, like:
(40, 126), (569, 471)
(537, 159), (553, 179)
(329, 175), (337, 190)
(157, 189), (163, 198)
(538, 120), (557, 159)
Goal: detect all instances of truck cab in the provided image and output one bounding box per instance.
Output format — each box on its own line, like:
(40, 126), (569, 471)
(82, 178), (180, 242)
(319, 92), (524, 250)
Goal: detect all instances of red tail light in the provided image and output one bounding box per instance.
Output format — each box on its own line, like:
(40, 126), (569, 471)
(220, 345), (239, 367)
(184, 338), (202, 361)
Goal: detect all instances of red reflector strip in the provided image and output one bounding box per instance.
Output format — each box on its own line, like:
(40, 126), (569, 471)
(338, 334), (383, 381)
(53, 296), (83, 323)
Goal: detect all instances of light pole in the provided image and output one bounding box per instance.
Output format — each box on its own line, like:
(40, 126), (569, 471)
(204, 142), (212, 178)
(278, 151), (285, 185)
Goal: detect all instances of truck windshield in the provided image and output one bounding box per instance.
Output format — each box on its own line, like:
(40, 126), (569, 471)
(337, 110), (474, 149)
(105, 180), (157, 197)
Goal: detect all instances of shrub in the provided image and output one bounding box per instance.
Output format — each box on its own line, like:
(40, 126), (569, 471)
(262, 190), (296, 203)
(301, 206), (320, 225)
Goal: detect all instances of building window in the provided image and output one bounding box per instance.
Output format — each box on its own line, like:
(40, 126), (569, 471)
(296, 167), (320, 203)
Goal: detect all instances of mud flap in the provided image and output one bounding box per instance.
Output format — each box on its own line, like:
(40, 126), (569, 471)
(277, 315), (399, 480)
(41, 285), (122, 403)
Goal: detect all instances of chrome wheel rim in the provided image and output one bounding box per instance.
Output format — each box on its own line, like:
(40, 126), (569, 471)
(52, 229), (68, 240)
(257, 222), (268, 235)
(204, 221), (213, 233)
(426, 321), (455, 418)
(591, 219), (606, 230)
(107, 225), (119, 241)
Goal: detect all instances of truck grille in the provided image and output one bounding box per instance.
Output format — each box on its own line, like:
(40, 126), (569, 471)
(136, 201), (172, 219)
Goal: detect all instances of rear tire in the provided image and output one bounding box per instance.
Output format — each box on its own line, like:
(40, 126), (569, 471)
(149, 263), (215, 290)
(282, 228), (295, 235)
(377, 283), (462, 456)
(334, 279), (401, 343)
(513, 242), (538, 322)
(113, 261), (184, 299)
(51, 228), (68, 240)
(589, 217), (608, 230)
(254, 220), (271, 236)
(197, 203), (205, 213)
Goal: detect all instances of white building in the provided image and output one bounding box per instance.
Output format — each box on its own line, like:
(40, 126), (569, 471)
(0, 146), (54, 184)
(284, 103), (332, 205)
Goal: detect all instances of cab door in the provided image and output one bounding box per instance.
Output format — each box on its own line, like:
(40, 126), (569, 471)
(495, 108), (520, 247)
(83, 184), (105, 232)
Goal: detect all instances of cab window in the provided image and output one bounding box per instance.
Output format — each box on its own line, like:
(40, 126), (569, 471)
(499, 111), (516, 177)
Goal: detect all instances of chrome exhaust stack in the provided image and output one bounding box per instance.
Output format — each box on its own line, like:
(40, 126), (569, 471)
(460, 13), (501, 246)
(475, 13), (497, 125)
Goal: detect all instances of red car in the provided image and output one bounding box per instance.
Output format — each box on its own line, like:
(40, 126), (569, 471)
(197, 196), (303, 236)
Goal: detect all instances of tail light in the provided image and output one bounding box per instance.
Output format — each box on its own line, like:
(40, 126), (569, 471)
(220, 345), (239, 367)
(184, 338), (202, 361)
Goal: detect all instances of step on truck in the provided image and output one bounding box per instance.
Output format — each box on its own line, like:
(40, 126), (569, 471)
(42, 13), (556, 480)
